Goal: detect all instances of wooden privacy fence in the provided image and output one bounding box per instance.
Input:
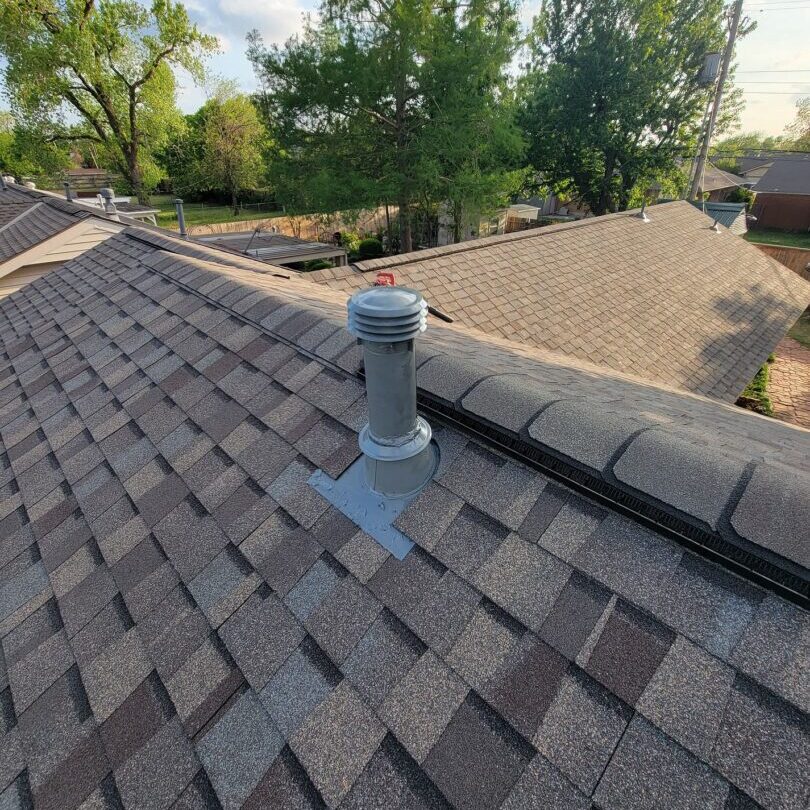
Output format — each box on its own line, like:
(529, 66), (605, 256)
(755, 243), (810, 282)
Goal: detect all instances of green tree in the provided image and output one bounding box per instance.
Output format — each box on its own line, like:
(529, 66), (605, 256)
(711, 131), (786, 172)
(248, 0), (523, 251)
(0, 111), (72, 179)
(520, 0), (744, 214)
(202, 91), (267, 214)
(784, 97), (810, 151)
(158, 85), (268, 211)
(0, 0), (216, 202)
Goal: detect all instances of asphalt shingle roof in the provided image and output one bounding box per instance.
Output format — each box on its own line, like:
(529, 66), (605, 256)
(309, 201), (809, 401)
(0, 201), (85, 263)
(0, 226), (807, 809)
(751, 158), (810, 195)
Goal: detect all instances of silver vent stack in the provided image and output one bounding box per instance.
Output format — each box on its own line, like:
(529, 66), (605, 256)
(99, 188), (119, 220)
(174, 198), (188, 239)
(347, 285), (437, 497)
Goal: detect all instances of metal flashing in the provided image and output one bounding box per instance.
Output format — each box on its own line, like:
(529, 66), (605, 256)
(308, 454), (430, 559)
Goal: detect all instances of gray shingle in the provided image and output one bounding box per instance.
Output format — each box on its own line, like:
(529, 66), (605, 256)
(219, 590), (304, 690)
(637, 636), (735, 759)
(730, 594), (809, 712)
(653, 554), (763, 661)
(446, 603), (523, 691)
(730, 463), (810, 567)
(196, 689), (284, 810)
(423, 694), (533, 810)
(186, 545), (260, 628)
(501, 754), (590, 810)
(710, 677), (809, 810)
(529, 400), (653, 471)
(534, 669), (629, 794)
(259, 637), (339, 739)
(573, 512), (683, 612)
(379, 650), (468, 764)
(613, 431), (746, 529)
(473, 534), (571, 631)
(595, 716), (729, 810)
(304, 576), (382, 665)
(343, 611), (424, 707)
(290, 680), (386, 807)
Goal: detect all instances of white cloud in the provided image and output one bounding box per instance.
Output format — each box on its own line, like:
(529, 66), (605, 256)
(217, 0), (311, 46)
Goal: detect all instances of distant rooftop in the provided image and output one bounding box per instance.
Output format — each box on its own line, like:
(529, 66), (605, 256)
(199, 230), (347, 267)
(309, 201), (808, 402)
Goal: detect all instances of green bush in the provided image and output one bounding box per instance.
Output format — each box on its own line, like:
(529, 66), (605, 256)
(304, 259), (333, 271)
(358, 237), (384, 259)
(340, 231), (360, 253)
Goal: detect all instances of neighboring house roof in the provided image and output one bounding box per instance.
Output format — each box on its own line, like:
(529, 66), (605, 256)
(310, 201), (809, 401)
(0, 199), (88, 263)
(735, 156), (774, 176)
(751, 158), (810, 195)
(0, 221), (807, 810)
(690, 201), (748, 235)
(198, 230), (346, 266)
(689, 162), (748, 193)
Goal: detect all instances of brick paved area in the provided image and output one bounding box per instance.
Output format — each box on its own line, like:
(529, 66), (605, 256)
(769, 337), (810, 429)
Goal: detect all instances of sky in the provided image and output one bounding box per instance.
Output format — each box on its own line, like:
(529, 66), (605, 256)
(178, 0), (810, 136)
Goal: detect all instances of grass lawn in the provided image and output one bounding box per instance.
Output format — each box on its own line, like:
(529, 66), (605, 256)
(149, 194), (283, 229)
(744, 229), (810, 250)
(737, 355), (775, 417)
(788, 309), (810, 349)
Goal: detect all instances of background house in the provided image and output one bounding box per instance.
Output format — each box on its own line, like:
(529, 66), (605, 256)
(747, 158), (810, 232)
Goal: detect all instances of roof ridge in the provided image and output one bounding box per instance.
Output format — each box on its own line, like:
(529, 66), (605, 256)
(0, 200), (43, 234)
(354, 202), (687, 272)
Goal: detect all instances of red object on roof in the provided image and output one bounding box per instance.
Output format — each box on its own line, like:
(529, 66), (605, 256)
(374, 271), (396, 286)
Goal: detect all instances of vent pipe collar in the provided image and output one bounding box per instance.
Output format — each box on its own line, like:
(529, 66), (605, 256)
(348, 285), (436, 497)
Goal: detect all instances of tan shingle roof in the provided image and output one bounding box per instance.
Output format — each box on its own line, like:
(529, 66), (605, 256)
(309, 202), (809, 401)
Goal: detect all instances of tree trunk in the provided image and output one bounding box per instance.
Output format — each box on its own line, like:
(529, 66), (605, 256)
(128, 148), (148, 205)
(385, 203), (392, 253)
(398, 199), (412, 253)
(232, 187), (239, 216)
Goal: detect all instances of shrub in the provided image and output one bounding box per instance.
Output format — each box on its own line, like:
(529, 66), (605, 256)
(340, 231), (360, 253)
(304, 259), (333, 271)
(358, 237), (384, 259)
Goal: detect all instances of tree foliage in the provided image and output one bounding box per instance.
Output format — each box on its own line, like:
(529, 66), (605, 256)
(159, 85), (268, 212)
(785, 97), (810, 151)
(0, 111), (72, 178)
(0, 0), (216, 201)
(247, 0), (525, 251)
(520, 0), (742, 214)
(202, 92), (267, 214)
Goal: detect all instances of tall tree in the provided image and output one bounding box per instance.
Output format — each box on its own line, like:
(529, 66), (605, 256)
(248, 0), (523, 251)
(202, 91), (267, 214)
(520, 0), (745, 214)
(784, 97), (810, 151)
(0, 0), (216, 202)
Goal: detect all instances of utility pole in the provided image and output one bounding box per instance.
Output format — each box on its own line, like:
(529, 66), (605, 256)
(688, 0), (744, 200)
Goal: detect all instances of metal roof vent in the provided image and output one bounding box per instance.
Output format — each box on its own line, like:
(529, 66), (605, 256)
(348, 285), (437, 497)
(308, 284), (438, 559)
(99, 188), (119, 220)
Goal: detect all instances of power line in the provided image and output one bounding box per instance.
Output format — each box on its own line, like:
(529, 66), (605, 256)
(736, 69), (810, 73)
(736, 80), (810, 83)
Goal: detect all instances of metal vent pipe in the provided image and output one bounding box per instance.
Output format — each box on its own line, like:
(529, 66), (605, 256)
(174, 198), (188, 239)
(99, 188), (119, 220)
(347, 286), (437, 497)
(63, 181), (73, 201)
